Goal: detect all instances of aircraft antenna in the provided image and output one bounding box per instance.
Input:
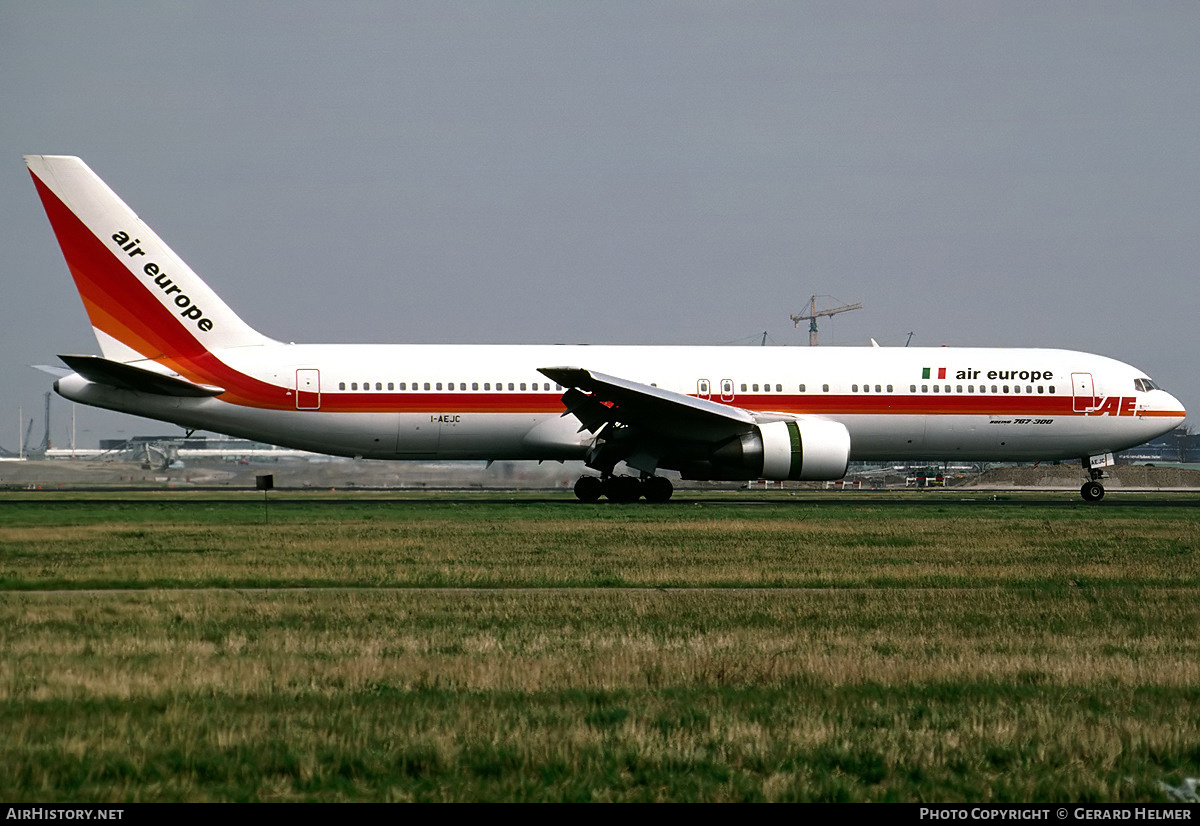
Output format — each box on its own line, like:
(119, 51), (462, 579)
(790, 295), (863, 346)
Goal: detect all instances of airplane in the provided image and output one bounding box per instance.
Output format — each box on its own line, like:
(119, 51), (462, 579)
(25, 154), (1187, 503)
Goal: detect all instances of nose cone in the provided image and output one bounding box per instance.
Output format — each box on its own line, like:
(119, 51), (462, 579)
(1149, 391), (1187, 440)
(1162, 391), (1187, 420)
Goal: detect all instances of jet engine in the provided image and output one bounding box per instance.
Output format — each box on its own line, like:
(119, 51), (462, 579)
(686, 418), (851, 481)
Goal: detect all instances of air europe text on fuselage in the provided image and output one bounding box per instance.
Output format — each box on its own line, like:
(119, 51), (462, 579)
(957, 368), (1054, 383)
(111, 231), (214, 333)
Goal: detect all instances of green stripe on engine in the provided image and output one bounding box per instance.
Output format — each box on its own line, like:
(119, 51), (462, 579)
(786, 420), (804, 481)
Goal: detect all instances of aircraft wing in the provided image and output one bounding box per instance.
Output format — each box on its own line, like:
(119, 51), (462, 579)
(539, 365), (852, 481)
(538, 365), (779, 475)
(539, 366), (755, 439)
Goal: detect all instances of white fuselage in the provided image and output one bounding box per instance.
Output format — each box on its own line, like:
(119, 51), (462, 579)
(55, 343), (1185, 466)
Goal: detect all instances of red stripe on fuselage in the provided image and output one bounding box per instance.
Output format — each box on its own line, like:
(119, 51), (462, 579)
(310, 391), (1170, 418)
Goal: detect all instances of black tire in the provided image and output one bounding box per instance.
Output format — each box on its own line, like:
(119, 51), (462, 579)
(574, 475), (603, 503)
(604, 475), (643, 503)
(1081, 481), (1105, 502)
(643, 476), (674, 503)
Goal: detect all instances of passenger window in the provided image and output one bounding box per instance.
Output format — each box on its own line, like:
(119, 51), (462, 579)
(921, 385), (928, 393)
(933, 385), (939, 393)
(351, 382), (358, 390)
(339, 382), (346, 390)
(387, 382), (394, 391)
(1049, 386), (1056, 394)
(991, 385), (997, 393)
(1037, 386), (1044, 394)
(520, 383), (527, 391)
(753, 384), (760, 392)
(424, 382), (431, 391)
(399, 383), (406, 391)
(910, 385), (916, 393)
(822, 384), (830, 392)
(885, 385), (892, 392)
(508, 383), (514, 391)
(472, 382), (479, 391)
(875, 385), (882, 393)
(741, 384), (747, 392)
(799, 384), (806, 392)
(852, 384), (858, 392)
(375, 382), (382, 391)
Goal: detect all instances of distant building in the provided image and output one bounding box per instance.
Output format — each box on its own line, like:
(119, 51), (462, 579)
(1119, 426), (1200, 464)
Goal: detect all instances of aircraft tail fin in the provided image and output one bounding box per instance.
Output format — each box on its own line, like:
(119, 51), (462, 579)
(25, 155), (274, 363)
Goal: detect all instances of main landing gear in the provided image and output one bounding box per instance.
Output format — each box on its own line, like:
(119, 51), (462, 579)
(574, 474), (674, 503)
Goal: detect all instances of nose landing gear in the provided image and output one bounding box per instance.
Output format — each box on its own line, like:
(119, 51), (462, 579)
(1081, 479), (1105, 502)
(1081, 460), (1106, 502)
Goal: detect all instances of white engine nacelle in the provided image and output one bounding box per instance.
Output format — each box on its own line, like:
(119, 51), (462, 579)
(701, 417), (851, 481)
(756, 418), (851, 480)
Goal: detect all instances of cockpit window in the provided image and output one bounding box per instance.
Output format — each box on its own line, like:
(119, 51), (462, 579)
(1134, 378), (1161, 392)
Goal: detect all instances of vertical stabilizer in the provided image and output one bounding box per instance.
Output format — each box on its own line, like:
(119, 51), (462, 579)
(25, 155), (274, 362)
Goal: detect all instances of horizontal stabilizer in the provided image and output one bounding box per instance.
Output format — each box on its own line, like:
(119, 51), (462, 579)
(31, 364), (72, 379)
(58, 355), (225, 397)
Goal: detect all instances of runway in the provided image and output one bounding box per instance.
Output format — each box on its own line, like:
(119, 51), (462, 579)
(1, 490), (1198, 508)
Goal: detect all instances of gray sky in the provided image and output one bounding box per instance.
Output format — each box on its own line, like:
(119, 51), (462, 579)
(2, 1), (1197, 449)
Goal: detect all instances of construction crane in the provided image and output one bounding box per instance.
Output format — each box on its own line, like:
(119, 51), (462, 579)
(790, 295), (863, 346)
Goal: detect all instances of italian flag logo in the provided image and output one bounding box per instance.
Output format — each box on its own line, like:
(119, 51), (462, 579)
(922, 367), (947, 380)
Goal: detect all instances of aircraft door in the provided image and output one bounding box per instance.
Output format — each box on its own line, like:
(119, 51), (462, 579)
(720, 379), (734, 402)
(697, 379), (711, 400)
(296, 369), (320, 410)
(1071, 372), (1096, 413)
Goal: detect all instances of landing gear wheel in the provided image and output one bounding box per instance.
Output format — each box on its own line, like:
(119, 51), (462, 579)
(574, 476), (603, 503)
(1081, 481), (1105, 502)
(604, 475), (643, 503)
(643, 476), (674, 503)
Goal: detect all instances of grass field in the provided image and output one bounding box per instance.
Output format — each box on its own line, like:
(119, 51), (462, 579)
(1, 491), (1198, 801)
